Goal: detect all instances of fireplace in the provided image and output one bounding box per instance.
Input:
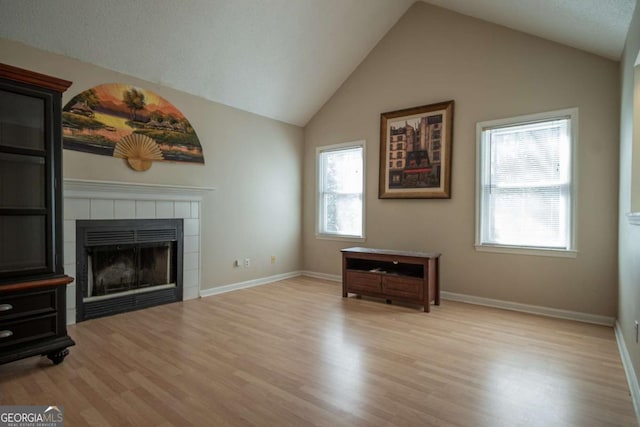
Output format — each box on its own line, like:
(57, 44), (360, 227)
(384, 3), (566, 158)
(76, 218), (183, 322)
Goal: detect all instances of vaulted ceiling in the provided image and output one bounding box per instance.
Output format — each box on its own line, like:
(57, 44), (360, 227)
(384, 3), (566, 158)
(0, 0), (636, 126)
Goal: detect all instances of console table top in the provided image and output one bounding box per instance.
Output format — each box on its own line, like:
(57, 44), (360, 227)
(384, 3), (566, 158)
(341, 247), (441, 259)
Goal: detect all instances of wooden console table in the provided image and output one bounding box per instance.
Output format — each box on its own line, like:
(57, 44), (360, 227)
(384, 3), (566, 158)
(341, 247), (441, 312)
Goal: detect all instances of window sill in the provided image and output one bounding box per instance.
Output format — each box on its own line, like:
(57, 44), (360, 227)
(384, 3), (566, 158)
(316, 234), (366, 243)
(474, 244), (577, 258)
(627, 212), (640, 225)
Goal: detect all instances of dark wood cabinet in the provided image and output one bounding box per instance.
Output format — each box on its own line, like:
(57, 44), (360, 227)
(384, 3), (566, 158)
(0, 63), (75, 365)
(341, 247), (441, 312)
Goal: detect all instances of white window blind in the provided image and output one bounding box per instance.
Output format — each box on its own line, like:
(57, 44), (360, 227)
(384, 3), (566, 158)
(477, 110), (576, 252)
(317, 143), (364, 238)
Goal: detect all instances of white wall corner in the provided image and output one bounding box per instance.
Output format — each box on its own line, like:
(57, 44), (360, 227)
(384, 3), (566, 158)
(615, 322), (640, 424)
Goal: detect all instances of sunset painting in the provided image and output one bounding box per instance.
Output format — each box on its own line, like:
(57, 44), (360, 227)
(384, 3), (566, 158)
(62, 84), (204, 168)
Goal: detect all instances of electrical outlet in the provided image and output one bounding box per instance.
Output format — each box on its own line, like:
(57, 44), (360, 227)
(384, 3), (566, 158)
(271, 255), (277, 264)
(244, 258), (250, 268)
(635, 320), (639, 343)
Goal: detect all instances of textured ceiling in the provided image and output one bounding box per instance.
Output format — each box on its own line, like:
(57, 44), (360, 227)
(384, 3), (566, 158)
(0, 0), (636, 126)
(422, 0), (636, 60)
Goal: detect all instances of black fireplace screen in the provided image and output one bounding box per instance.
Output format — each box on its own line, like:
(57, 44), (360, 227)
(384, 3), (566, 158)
(76, 218), (183, 322)
(87, 242), (173, 299)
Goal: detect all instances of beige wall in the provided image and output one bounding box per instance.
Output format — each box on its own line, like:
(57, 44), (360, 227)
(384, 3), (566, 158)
(1, 2), (626, 320)
(303, 2), (620, 317)
(1, 38), (304, 291)
(618, 0), (640, 399)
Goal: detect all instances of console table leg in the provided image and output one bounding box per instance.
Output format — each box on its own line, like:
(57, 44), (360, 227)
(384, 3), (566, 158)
(46, 348), (69, 365)
(428, 257), (440, 307)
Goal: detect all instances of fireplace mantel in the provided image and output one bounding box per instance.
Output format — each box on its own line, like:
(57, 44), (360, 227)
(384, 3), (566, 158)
(64, 178), (215, 201)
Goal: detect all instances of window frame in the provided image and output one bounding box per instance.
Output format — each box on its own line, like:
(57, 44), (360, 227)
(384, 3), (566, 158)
(316, 140), (366, 242)
(629, 52), (640, 223)
(475, 108), (578, 258)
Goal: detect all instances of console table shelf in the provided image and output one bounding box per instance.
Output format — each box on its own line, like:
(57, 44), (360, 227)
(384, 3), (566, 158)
(341, 247), (440, 312)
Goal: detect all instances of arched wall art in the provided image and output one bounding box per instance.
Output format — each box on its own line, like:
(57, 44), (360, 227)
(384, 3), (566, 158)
(62, 83), (204, 171)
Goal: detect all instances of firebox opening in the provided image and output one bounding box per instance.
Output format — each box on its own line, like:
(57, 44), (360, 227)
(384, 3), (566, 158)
(76, 218), (183, 322)
(86, 242), (176, 302)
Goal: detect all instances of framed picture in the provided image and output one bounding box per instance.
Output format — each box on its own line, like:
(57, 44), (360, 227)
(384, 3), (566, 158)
(379, 100), (454, 199)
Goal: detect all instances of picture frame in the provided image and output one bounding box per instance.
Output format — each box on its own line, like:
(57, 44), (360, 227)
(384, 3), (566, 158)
(379, 100), (454, 199)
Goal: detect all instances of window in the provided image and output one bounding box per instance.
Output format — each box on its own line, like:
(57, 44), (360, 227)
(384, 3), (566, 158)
(317, 141), (365, 239)
(630, 52), (640, 218)
(476, 108), (577, 256)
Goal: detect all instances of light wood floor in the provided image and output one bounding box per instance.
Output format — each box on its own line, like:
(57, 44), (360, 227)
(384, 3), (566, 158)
(0, 277), (637, 426)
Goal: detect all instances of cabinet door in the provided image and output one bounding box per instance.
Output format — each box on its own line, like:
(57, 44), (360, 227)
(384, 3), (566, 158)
(0, 82), (55, 281)
(0, 89), (45, 151)
(0, 216), (47, 274)
(0, 152), (45, 208)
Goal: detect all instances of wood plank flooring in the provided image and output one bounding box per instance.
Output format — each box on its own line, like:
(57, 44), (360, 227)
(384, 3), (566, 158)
(0, 276), (637, 426)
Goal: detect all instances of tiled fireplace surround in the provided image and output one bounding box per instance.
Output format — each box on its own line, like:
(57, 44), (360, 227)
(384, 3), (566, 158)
(63, 179), (213, 324)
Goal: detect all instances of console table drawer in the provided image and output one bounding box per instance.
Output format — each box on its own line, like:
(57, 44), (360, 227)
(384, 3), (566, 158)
(346, 271), (381, 293)
(0, 315), (57, 348)
(0, 289), (57, 321)
(382, 276), (424, 299)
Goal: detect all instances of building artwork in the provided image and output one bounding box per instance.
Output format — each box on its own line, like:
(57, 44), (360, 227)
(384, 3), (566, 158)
(388, 114), (442, 188)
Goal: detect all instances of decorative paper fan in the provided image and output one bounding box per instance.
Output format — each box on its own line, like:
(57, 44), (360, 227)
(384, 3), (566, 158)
(114, 134), (163, 171)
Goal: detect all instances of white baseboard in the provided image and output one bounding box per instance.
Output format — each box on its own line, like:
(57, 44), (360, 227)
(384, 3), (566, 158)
(301, 271), (341, 282)
(199, 271), (302, 298)
(301, 271), (614, 326)
(615, 321), (640, 424)
(441, 291), (614, 326)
